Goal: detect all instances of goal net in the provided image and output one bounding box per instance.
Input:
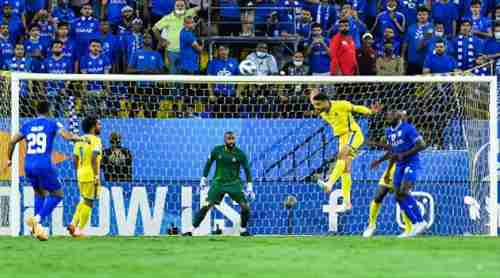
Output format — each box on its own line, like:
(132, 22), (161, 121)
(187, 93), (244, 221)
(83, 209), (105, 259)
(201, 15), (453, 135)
(0, 73), (497, 236)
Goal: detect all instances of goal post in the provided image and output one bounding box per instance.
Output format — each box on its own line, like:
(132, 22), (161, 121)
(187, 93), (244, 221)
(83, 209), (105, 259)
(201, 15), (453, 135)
(1, 73), (498, 237)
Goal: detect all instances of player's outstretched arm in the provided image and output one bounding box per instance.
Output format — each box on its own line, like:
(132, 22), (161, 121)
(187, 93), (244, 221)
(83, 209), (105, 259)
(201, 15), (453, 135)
(352, 102), (383, 116)
(370, 151), (393, 170)
(58, 128), (85, 142)
(201, 148), (217, 187)
(392, 138), (427, 162)
(6, 133), (25, 165)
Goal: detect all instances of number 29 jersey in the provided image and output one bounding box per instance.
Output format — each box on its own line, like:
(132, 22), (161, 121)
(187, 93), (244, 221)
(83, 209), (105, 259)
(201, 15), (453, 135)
(20, 117), (62, 170)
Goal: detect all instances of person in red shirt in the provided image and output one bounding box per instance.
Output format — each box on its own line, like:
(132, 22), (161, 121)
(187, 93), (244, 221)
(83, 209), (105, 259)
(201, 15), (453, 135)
(330, 18), (358, 75)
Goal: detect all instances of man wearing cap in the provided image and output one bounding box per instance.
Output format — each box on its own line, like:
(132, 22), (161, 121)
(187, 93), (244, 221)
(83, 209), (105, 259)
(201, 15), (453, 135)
(117, 5), (134, 34)
(245, 43), (278, 76)
(152, 0), (198, 74)
(357, 32), (376, 75)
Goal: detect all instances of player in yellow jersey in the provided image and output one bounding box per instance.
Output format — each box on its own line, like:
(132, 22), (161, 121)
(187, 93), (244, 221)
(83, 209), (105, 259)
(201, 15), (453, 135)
(67, 116), (102, 237)
(308, 88), (382, 213)
(363, 111), (412, 237)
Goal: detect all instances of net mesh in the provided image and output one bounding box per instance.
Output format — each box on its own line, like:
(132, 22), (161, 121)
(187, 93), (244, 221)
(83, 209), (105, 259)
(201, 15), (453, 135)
(0, 74), (494, 236)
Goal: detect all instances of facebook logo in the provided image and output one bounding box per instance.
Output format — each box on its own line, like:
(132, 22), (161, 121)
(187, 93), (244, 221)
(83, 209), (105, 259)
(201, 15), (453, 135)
(396, 192), (435, 229)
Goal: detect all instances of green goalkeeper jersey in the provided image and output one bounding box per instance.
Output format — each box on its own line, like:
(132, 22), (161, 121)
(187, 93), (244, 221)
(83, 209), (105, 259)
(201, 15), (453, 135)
(203, 145), (252, 186)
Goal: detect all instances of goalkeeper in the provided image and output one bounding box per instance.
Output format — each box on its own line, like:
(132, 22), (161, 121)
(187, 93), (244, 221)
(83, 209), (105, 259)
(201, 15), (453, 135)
(183, 131), (254, 236)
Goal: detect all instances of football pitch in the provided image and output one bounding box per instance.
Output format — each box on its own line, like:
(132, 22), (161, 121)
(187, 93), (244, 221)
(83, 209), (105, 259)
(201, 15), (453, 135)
(2, 236), (500, 278)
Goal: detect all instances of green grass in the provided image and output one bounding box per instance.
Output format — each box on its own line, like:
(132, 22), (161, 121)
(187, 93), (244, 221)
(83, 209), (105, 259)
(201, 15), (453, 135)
(2, 236), (500, 278)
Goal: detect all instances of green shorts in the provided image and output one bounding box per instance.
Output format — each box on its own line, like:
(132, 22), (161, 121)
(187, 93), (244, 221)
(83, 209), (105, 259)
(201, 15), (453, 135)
(207, 182), (246, 205)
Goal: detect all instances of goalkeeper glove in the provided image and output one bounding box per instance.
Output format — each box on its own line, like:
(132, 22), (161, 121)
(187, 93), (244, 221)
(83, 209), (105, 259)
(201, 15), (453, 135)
(200, 177), (209, 191)
(244, 182), (255, 202)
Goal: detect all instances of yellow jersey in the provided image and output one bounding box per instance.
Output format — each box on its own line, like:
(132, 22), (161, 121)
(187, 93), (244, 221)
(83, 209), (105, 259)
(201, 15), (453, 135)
(319, 100), (373, 136)
(74, 134), (102, 183)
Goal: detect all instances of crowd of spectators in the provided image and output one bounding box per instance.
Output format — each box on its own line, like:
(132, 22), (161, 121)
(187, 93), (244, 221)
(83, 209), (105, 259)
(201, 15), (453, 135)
(1, 0), (499, 118)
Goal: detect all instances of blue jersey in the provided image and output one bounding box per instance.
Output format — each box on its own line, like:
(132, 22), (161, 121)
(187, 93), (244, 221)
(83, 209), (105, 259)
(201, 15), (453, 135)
(37, 21), (55, 47)
(207, 57), (239, 96)
(52, 6), (77, 24)
(128, 48), (164, 71)
(5, 0), (25, 17)
(386, 122), (422, 166)
(26, 0), (45, 12)
(58, 37), (77, 65)
(482, 38), (500, 55)
(219, 0), (240, 18)
(179, 28), (199, 73)
(404, 22), (434, 65)
(151, 0), (175, 16)
(0, 36), (13, 70)
(7, 56), (31, 96)
(71, 16), (100, 57)
(0, 15), (23, 44)
(399, 0), (426, 27)
(107, 0), (128, 25)
(42, 55), (73, 95)
(470, 16), (491, 34)
(431, 2), (459, 35)
(306, 38), (330, 74)
(120, 32), (144, 64)
(373, 11), (406, 40)
(423, 53), (457, 73)
(24, 38), (49, 58)
(450, 35), (484, 70)
(80, 54), (111, 91)
(307, 2), (336, 34)
(20, 117), (62, 169)
(100, 33), (120, 65)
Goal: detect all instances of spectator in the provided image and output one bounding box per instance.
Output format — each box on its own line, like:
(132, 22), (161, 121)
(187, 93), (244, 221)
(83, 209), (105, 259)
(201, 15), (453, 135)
(179, 15), (203, 74)
(375, 41), (405, 75)
(371, 0), (405, 43)
(469, 0), (492, 39)
(305, 23), (330, 75)
(144, 0), (176, 26)
(152, 0), (198, 74)
(33, 10), (55, 47)
(102, 132), (133, 182)
(245, 43), (279, 75)
(79, 39), (111, 116)
(374, 27), (401, 56)
(0, 2), (23, 44)
(218, 0), (241, 36)
(296, 9), (312, 44)
(41, 40), (73, 116)
(0, 21), (13, 69)
(482, 22), (500, 59)
(7, 43), (31, 116)
(52, 0), (77, 24)
(104, 0), (128, 28)
(207, 45), (239, 97)
(332, 3), (367, 48)
(121, 18), (144, 72)
(4, 0), (26, 27)
(426, 21), (451, 56)
(357, 32), (377, 75)
(99, 20), (120, 73)
(450, 20), (484, 70)
(423, 39), (457, 74)
(72, 4), (100, 59)
(128, 33), (165, 117)
(117, 5), (134, 35)
(276, 0), (304, 36)
(280, 50), (310, 76)
(432, 0), (459, 37)
(55, 22), (77, 70)
(29, 49), (44, 72)
(24, 25), (49, 58)
(330, 18), (357, 75)
(308, 0), (336, 35)
(26, 0), (47, 26)
(403, 6), (433, 74)
(398, 0), (427, 27)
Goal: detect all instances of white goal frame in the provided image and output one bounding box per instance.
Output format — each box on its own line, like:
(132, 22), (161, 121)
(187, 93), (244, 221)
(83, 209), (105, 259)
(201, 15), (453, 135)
(5, 73), (498, 236)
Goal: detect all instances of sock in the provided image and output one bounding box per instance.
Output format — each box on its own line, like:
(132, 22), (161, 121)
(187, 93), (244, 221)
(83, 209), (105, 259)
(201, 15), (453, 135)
(38, 195), (63, 222)
(34, 195), (45, 216)
(71, 201), (84, 226)
(404, 195), (424, 223)
(326, 159), (346, 188)
(402, 212), (412, 233)
(368, 201), (381, 227)
(193, 206), (211, 228)
(241, 207), (250, 229)
(78, 202), (92, 230)
(341, 173), (352, 205)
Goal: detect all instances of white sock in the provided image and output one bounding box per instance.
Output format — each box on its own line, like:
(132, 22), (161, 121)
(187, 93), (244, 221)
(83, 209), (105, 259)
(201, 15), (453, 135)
(241, 227), (247, 233)
(185, 227), (193, 233)
(34, 215), (41, 223)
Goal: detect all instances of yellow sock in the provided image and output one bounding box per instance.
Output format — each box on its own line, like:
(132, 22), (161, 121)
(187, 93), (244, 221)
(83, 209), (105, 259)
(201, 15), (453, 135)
(327, 159), (346, 188)
(71, 202), (83, 226)
(341, 173), (352, 205)
(78, 202), (92, 230)
(368, 201), (381, 227)
(403, 212), (412, 233)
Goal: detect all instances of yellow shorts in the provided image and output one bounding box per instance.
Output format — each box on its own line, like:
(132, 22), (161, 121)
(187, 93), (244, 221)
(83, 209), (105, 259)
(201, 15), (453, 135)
(78, 181), (101, 200)
(338, 131), (364, 158)
(378, 164), (396, 189)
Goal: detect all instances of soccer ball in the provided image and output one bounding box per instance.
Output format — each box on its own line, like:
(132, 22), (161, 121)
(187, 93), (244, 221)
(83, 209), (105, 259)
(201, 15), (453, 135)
(239, 59), (257, 76)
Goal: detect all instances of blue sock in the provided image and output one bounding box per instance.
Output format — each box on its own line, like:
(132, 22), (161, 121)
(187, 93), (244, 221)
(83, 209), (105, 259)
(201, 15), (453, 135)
(34, 195), (45, 216)
(38, 195), (62, 222)
(397, 197), (418, 224)
(404, 195), (424, 223)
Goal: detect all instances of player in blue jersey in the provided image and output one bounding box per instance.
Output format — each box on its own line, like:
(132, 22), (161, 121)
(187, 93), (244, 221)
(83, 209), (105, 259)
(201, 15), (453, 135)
(380, 110), (428, 237)
(6, 101), (84, 241)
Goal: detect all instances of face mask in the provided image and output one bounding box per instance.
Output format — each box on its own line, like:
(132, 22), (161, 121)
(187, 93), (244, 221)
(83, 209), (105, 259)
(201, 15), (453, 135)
(387, 6), (396, 12)
(256, 51), (266, 58)
(435, 31), (444, 37)
(495, 32), (500, 40)
(175, 9), (185, 15)
(52, 51), (62, 56)
(293, 60), (303, 67)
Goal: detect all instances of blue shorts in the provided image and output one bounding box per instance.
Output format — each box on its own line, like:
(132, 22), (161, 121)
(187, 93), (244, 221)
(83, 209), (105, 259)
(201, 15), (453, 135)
(25, 166), (62, 192)
(393, 163), (419, 189)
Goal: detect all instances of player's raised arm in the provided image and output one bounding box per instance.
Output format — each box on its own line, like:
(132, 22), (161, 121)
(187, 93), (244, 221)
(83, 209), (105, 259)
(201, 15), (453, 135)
(6, 132), (25, 165)
(58, 126), (84, 142)
(352, 102), (382, 116)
